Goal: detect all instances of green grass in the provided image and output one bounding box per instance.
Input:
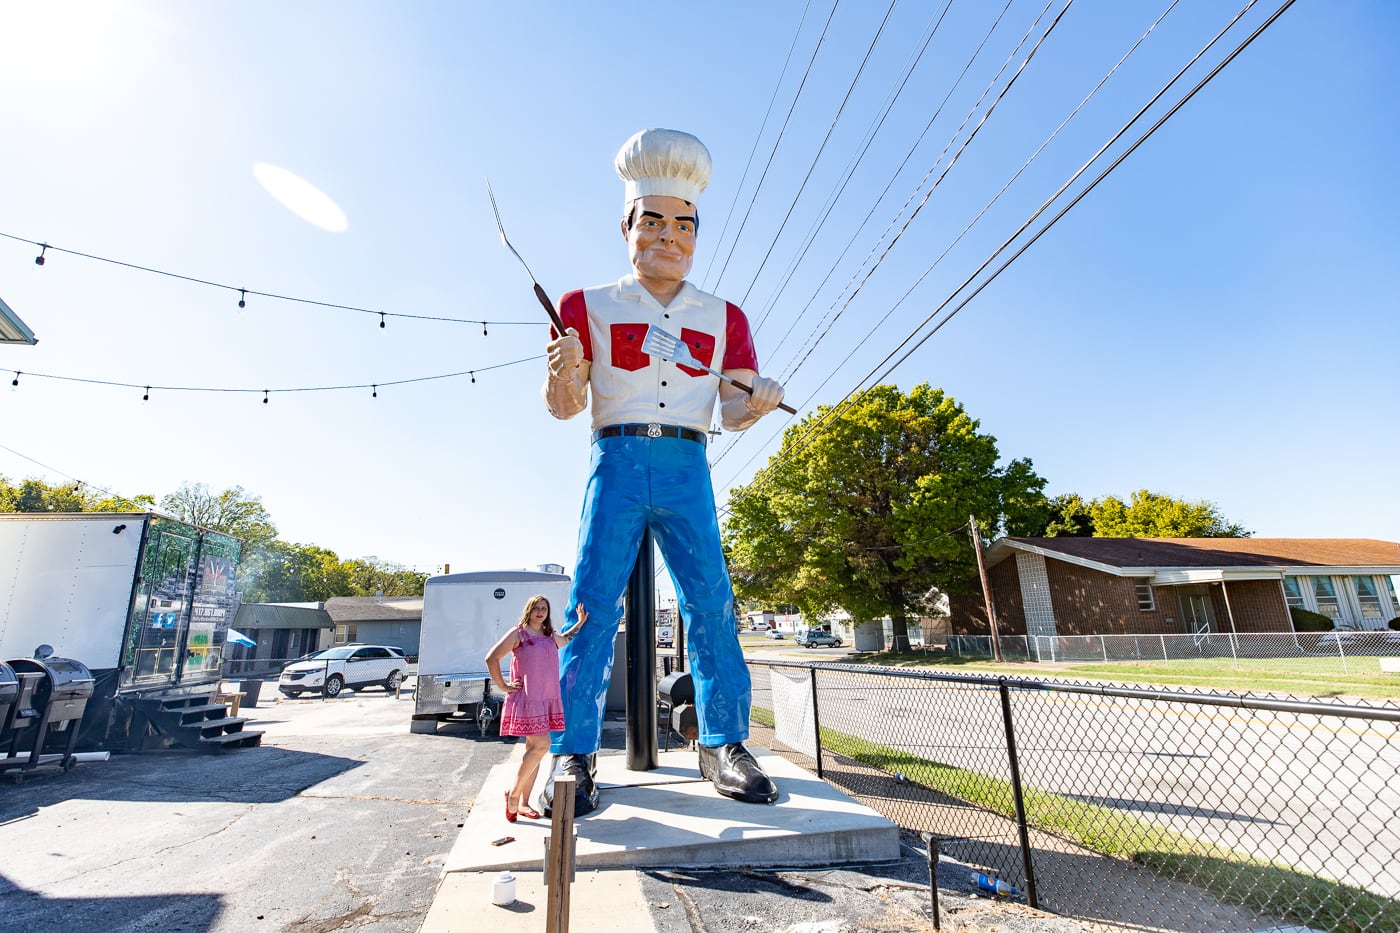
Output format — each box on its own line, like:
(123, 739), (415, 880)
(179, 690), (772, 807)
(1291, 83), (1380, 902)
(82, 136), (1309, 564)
(761, 711), (1399, 932)
(842, 650), (1400, 701)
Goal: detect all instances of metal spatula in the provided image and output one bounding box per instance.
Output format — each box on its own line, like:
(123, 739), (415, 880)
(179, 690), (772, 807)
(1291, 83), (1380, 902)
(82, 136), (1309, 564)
(642, 326), (797, 414)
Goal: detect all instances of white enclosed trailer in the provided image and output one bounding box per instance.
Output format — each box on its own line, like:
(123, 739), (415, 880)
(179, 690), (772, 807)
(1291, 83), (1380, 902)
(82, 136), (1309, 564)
(410, 569), (570, 735)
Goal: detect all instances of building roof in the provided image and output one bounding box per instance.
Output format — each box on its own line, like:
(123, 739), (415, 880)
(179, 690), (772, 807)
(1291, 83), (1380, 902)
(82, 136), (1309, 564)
(322, 595), (424, 623)
(233, 603), (334, 630)
(986, 537), (1400, 584)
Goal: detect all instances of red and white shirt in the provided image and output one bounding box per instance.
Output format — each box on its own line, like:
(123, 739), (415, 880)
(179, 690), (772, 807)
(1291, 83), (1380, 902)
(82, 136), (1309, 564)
(556, 275), (759, 432)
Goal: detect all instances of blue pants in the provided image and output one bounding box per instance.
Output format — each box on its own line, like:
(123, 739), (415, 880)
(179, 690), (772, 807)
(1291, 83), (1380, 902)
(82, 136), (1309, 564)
(551, 433), (750, 754)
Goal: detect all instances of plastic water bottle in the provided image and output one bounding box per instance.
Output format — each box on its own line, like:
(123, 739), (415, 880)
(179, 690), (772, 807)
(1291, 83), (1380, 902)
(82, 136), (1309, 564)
(491, 871), (517, 906)
(972, 872), (1017, 896)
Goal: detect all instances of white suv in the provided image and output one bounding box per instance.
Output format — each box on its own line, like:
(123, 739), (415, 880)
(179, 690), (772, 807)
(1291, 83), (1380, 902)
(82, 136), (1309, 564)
(279, 644), (407, 698)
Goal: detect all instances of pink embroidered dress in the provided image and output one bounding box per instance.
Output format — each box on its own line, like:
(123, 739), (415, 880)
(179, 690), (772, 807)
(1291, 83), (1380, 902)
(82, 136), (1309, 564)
(498, 625), (565, 736)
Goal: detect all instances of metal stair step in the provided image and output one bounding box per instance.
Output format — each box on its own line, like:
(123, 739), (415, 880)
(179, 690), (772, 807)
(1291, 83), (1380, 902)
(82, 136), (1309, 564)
(197, 730), (264, 751)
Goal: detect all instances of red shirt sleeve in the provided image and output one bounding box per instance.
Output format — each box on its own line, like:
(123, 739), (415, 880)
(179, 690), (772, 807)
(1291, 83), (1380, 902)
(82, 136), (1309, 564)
(722, 302), (759, 372)
(549, 290), (592, 361)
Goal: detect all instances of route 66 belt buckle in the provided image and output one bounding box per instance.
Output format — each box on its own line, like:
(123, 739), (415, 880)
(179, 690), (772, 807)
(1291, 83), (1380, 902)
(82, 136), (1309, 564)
(646, 423), (663, 438)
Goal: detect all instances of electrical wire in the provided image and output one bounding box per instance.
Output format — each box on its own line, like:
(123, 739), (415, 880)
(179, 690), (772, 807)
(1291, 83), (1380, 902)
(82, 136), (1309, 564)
(706, 0), (843, 294)
(715, 0), (1291, 520)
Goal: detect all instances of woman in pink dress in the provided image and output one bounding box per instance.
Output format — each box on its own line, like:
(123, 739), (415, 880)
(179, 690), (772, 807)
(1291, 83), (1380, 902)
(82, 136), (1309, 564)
(486, 595), (586, 820)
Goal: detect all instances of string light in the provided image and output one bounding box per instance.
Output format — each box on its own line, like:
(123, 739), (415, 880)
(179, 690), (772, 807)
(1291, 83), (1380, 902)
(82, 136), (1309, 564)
(482, 321), (488, 337)
(0, 355), (542, 406)
(142, 386), (150, 401)
(379, 312), (386, 329)
(0, 231), (541, 329)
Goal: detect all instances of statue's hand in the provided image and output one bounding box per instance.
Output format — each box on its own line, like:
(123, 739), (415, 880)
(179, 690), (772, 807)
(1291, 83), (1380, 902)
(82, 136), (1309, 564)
(745, 375), (785, 416)
(547, 328), (584, 377)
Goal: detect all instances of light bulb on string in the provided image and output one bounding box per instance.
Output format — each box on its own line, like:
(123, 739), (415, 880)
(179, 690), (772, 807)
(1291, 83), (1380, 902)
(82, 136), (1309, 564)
(238, 289), (247, 309)
(371, 384), (377, 398)
(470, 371), (475, 384)
(142, 386), (150, 401)
(379, 312), (386, 329)
(11, 372), (19, 386)
(34, 244), (48, 266)
(482, 321), (488, 337)
(262, 390), (269, 404)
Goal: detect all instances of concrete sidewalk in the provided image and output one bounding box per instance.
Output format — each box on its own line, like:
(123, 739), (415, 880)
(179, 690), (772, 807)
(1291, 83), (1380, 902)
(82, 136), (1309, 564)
(419, 742), (900, 932)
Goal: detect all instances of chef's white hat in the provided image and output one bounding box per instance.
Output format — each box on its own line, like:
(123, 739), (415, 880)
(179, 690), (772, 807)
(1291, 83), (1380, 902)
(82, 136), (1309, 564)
(615, 128), (712, 207)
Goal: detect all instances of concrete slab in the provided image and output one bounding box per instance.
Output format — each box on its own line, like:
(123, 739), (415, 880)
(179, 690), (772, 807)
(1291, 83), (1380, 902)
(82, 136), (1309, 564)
(443, 744), (900, 874)
(420, 868), (654, 933)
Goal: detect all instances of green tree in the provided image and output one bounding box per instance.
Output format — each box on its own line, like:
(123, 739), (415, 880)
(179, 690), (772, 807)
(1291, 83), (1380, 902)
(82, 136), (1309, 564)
(724, 384), (1046, 650)
(0, 475), (148, 513)
(159, 482), (278, 548)
(344, 557), (427, 597)
(1042, 492), (1096, 537)
(1089, 489), (1249, 538)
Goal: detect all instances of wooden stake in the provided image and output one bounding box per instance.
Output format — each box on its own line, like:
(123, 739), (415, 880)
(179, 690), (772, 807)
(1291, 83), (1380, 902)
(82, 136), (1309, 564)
(545, 774), (576, 933)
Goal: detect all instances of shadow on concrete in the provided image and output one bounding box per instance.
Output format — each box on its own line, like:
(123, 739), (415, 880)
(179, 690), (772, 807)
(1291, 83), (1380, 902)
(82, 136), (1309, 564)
(0, 873), (225, 932)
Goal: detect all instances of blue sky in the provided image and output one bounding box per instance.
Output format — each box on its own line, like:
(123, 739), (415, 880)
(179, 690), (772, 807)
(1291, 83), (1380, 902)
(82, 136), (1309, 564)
(1, 1), (1396, 595)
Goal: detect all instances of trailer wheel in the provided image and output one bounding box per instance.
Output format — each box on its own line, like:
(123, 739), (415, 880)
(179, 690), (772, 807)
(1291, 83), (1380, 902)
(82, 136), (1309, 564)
(322, 674), (344, 698)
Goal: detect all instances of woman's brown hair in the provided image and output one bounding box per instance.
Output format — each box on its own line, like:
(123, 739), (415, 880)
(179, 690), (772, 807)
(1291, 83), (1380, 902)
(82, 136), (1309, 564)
(517, 594), (555, 637)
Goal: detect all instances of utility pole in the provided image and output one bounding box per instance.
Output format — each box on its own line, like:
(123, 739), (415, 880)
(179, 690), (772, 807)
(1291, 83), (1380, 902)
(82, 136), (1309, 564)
(969, 516), (1003, 662)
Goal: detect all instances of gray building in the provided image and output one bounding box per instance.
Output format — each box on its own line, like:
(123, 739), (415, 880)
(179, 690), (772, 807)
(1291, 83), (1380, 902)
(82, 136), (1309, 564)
(323, 595), (423, 658)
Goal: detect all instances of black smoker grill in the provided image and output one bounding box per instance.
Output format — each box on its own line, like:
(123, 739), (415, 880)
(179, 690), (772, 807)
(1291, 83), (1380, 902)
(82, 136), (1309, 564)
(0, 661), (18, 742)
(1, 656), (96, 776)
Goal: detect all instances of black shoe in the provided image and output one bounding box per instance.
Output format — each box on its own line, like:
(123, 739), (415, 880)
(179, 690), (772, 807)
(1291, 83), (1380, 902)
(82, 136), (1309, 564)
(697, 743), (779, 803)
(539, 753), (599, 816)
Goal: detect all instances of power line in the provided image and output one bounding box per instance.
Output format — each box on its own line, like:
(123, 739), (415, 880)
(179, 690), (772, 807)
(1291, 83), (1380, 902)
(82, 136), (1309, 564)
(706, 0), (844, 294)
(715, 0), (1293, 520)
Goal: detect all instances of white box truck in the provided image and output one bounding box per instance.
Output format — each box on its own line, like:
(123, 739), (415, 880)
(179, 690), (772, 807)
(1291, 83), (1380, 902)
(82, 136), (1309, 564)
(410, 569), (571, 735)
(0, 512), (247, 750)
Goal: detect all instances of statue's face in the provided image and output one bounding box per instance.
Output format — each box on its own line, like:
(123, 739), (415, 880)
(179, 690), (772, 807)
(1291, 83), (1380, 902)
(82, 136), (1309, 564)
(624, 195), (696, 286)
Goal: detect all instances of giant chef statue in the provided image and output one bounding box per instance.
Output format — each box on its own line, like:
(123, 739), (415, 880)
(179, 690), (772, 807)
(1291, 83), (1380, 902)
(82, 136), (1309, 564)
(540, 128), (788, 816)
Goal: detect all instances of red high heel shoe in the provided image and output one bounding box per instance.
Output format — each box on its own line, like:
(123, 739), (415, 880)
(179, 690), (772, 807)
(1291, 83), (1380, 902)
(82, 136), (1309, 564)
(504, 790), (518, 823)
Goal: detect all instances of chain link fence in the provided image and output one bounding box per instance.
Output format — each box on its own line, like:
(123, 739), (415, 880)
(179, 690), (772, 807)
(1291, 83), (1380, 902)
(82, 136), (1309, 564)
(939, 630), (1400, 676)
(748, 659), (1400, 933)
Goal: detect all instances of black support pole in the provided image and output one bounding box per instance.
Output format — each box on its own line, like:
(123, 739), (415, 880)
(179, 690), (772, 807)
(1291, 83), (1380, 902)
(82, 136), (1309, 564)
(625, 528), (658, 770)
(998, 678), (1039, 909)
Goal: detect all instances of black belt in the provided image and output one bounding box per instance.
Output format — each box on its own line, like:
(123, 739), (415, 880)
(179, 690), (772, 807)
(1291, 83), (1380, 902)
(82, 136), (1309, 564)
(592, 423), (707, 445)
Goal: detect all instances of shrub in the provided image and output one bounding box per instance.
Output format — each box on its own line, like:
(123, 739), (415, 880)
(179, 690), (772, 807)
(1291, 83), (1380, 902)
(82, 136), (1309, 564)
(1289, 606), (1335, 632)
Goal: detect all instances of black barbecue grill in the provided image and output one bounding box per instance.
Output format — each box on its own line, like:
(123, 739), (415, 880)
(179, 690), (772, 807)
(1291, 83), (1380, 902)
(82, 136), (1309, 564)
(1, 655), (95, 774)
(0, 661), (18, 739)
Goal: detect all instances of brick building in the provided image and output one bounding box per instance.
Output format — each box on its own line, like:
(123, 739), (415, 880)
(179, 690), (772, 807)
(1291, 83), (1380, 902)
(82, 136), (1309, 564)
(955, 538), (1400, 639)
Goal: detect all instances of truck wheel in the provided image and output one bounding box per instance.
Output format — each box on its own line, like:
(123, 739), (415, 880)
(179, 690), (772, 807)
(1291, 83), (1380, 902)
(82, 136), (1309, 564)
(323, 675), (344, 698)
(385, 670), (404, 691)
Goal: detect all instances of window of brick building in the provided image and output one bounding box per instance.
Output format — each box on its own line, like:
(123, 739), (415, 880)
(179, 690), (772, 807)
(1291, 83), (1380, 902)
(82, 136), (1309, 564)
(1134, 580), (1155, 611)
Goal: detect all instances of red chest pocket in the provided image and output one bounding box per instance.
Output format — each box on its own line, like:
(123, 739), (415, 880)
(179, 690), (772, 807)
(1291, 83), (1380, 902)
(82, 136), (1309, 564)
(609, 323), (650, 372)
(678, 328), (716, 378)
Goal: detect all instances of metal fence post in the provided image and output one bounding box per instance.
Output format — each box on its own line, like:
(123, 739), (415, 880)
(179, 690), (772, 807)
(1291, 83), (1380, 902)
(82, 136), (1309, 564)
(998, 679), (1039, 909)
(809, 666), (824, 780)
